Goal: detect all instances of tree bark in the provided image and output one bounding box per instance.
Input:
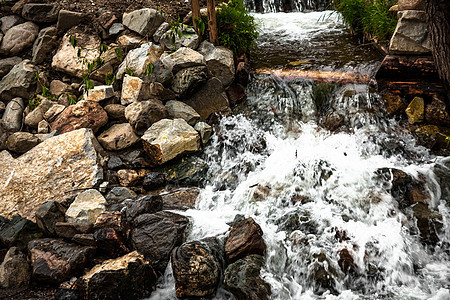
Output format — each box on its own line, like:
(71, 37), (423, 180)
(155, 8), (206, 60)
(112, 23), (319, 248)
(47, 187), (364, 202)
(425, 0), (450, 96)
(191, 0), (202, 40)
(207, 0), (218, 45)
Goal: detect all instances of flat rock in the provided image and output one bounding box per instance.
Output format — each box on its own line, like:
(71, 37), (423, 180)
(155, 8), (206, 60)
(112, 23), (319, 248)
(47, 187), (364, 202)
(122, 8), (164, 36)
(65, 189), (107, 224)
(124, 194), (163, 223)
(97, 123), (140, 151)
(0, 59), (37, 101)
(198, 41), (235, 86)
(405, 96), (424, 124)
(142, 118), (200, 165)
(32, 26), (58, 64)
(22, 3), (59, 23)
(0, 15), (24, 34)
(28, 238), (95, 283)
(54, 222), (93, 239)
(116, 42), (162, 78)
(104, 104), (126, 121)
(50, 100), (108, 134)
(84, 85), (114, 102)
(0, 21), (39, 55)
(80, 251), (157, 300)
(160, 47), (206, 73)
(124, 100), (168, 136)
(57, 10), (85, 32)
(121, 75), (143, 105)
(0, 128), (103, 220)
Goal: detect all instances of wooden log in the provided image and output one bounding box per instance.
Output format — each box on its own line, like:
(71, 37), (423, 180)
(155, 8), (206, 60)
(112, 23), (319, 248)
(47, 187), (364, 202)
(377, 79), (444, 97)
(191, 0), (201, 40)
(376, 55), (439, 80)
(207, 0), (218, 45)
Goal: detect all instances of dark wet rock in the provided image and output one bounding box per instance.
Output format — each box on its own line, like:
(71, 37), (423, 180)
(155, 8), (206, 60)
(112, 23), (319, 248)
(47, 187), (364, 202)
(0, 216), (42, 251)
(131, 211), (189, 273)
(309, 251), (338, 295)
(28, 238), (95, 283)
(124, 100), (168, 136)
(7, 132), (39, 153)
(338, 248), (355, 274)
(35, 201), (66, 236)
(226, 83), (247, 106)
(0, 247), (30, 289)
(224, 254), (271, 300)
(106, 187), (137, 206)
(235, 61), (250, 86)
(425, 94), (450, 127)
(51, 100), (108, 135)
(124, 195), (163, 223)
(161, 187), (200, 210)
(323, 112), (345, 131)
(225, 217), (266, 263)
(198, 41), (235, 86)
(382, 94), (407, 116)
(94, 228), (129, 258)
(72, 233), (96, 246)
(432, 159), (450, 202)
(80, 251), (157, 300)
(117, 169), (149, 187)
(155, 155), (208, 186)
(94, 211), (125, 232)
(22, 3), (59, 23)
(412, 203), (443, 245)
(275, 210), (319, 236)
(171, 237), (225, 298)
(143, 172), (166, 190)
(414, 124), (450, 151)
(56, 10), (85, 32)
(54, 288), (79, 300)
(54, 222), (93, 239)
(171, 66), (208, 97)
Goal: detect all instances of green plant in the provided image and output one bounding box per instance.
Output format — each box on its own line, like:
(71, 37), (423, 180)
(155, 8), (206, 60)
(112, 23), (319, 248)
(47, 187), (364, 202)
(146, 62), (154, 76)
(114, 47), (123, 61)
(165, 17), (185, 48)
(29, 72), (57, 110)
(332, 0), (397, 41)
(105, 72), (117, 85)
(216, 0), (259, 55)
(125, 67), (134, 76)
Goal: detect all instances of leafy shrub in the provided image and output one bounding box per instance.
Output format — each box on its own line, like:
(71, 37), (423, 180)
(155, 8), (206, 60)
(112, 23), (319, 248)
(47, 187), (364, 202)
(216, 0), (259, 55)
(332, 0), (397, 41)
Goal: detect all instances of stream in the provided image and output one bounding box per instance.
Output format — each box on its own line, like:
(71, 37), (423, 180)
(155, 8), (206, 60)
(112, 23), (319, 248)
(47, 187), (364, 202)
(149, 4), (450, 300)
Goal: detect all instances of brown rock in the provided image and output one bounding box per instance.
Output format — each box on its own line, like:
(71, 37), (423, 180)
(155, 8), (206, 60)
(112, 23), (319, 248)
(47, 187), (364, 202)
(117, 169), (149, 187)
(97, 123), (140, 151)
(382, 94), (407, 116)
(104, 104), (126, 121)
(224, 217), (266, 263)
(54, 222), (94, 239)
(425, 94), (450, 127)
(94, 211), (124, 232)
(94, 228), (129, 257)
(51, 100), (108, 134)
(398, 0), (425, 10)
(338, 248), (355, 273)
(124, 100), (168, 136)
(162, 187), (200, 210)
(7, 132), (39, 153)
(226, 83), (246, 106)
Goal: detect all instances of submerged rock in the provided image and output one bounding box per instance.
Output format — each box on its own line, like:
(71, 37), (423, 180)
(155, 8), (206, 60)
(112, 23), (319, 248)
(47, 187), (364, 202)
(0, 128), (103, 220)
(412, 203), (443, 245)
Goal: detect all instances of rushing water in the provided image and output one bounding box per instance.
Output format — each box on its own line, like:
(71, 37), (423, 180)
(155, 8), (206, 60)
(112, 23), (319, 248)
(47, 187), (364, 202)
(149, 9), (450, 300)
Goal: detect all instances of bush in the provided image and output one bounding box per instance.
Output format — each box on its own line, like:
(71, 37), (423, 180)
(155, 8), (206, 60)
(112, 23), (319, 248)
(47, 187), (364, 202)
(332, 0), (397, 41)
(216, 0), (259, 55)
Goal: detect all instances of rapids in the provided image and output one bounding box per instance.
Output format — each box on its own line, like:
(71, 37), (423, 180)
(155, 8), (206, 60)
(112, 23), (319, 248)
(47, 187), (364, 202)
(149, 8), (449, 300)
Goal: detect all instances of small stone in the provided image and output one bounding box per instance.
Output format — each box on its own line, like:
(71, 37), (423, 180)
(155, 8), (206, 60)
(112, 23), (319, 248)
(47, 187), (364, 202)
(65, 189), (107, 224)
(72, 233), (96, 246)
(22, 3), (59, 23)
(0, 15), (24, 34)
(0, 247), (30, 289)
(405, 96), (424, 124)
(7, 132), (40, 153)
(84, 85), (114, 102)
(107, 156), (125, 170)
(106, 187), (137, 205)
(121, 75), (143, 105)
(104, 104), (126, 121)
(194, 122), (212, 145)
(109, 23), (125, 36)
(117, 169), (149, 187)
(2, 97), (25, 133)
(142, 172), (166, 190)
(124, 100), (168, 136)
(43, 104), (66, 123)
(94, 211), (124, 232)
(25, 97), (55, 129)
(97, 123), (140, 151)
(50, 80), (72, 97)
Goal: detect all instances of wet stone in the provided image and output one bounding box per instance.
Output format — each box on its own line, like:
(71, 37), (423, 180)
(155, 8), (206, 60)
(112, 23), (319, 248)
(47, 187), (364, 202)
(54, 222), (93, 239)
(35, 201), (66, 236)
(124, 194), (163, 223)
(161, 187), (200, 210)
(0, 216), (43, 251)
(142, 172), (166, 190)
(94, 228), (129, 258)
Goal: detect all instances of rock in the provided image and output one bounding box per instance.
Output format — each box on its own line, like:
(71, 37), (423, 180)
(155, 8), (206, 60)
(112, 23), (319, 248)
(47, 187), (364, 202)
(157, 155), (208, 186)
(166, 100), (200, 126)
(2, 97), (25, 133)
(0, 57), (22, 79)
(171, 237), (225, 298)
(94, 228), (129, 257)
(414, 125), (450, 150)
(153, 22), (170, 43)
(121, 75), (143, 105)
(54, 222), (93, 239)
(84, 85), (114, 102)
(0, 216), (43, 251)
(25, 97), (55, 129)
(376, 168), (413, 209)
(94, 211), (124, 232)
(122, 8), (164, 36)
(0, 129), (103, 220)
(104, 104), (126, 121)
(124, 195), (163, 222)
(236, 61), (250, 86)
(412, 203), (443, 245)
(142, 172), (166, 190)
(52, 31), (101, 78)
(65, 189), (107, 224)
(140, 80), (169, 100)
(35, 201), (66, 236)
(382, 93), (407, 116)
(225, 217), (266, 263)
(51, 100), (108, 134)
(131, 211), (189, 272)
(148, 60), (173, 86)
(224, 254), (271, 300)
(49, 80), (71, 97)
(389, 10), (431, 55)
(171, 66), (208, 97)
(0, 15), (24, 34)
(322, 112), (345, 132)
(161, 47), (206, 74)
(425, 94), (450, 127)
(106, 187), (137, 205)
(56, 10), (84, 32)
(32, 26), (58, 64)
(97, 123), (140, 151)
(109, 23), (125, 36)
(80, 251), (157, 300)
(160, 26), (200, 51)
(161, 188), (199, 210)
(117, 33), (145, 48)
(405, 96), (424, 124)
(398, 0), (425, 10)
(124, 100), (168, 136)
(22, 3), (59, 23)
(142, 118), (200, 165)
(0, 247), (30, 289)
(116, 42), (162, 79)
(72, 233), (96, 246)
(338, 248), (355, 274)
(37, 119), (49, 134)
(0, 101), (4, 115)
(226, 83), (247, 106)
(44, 103), (65, 122)
(183, 77), (231, 120)
(198, 41), (235, 86)
(0, 22), (38, 55)
(28, 238), (95, 283)
(117, 169), (149, 187)
(0, 60), (38, 101)
(194, 122), (212, 145)
(7, 132), (39, 153)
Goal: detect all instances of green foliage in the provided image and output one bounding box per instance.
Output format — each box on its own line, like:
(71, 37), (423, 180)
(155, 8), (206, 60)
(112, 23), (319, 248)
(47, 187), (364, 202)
(125, 67), (134, 76)
(216, 0), (259, 55)
(114, 47), (123, 61)
(105, 72), (116, 86)
(146, 62), (154, 76)
(332, 0), (397, 41)
(194, 17), (207, 36)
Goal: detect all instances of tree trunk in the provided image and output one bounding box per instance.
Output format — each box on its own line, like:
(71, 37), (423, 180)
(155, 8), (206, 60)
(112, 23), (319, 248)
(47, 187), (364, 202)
(425, 0), (450, 96)
(207, 0), (218, 45)
(191, 0), (202, 40)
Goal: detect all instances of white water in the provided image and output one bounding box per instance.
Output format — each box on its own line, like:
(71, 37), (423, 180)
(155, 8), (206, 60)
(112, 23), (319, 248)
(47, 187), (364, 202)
(149, 10), (449, 300)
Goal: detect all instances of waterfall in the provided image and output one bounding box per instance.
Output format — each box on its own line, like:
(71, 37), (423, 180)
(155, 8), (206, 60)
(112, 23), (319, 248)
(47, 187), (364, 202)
(245, 0), (331, 13)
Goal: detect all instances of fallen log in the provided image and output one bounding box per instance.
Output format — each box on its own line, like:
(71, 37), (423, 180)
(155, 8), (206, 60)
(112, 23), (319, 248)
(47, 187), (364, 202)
(376, 55), (439, 80)
(377, 79), (444, 97)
